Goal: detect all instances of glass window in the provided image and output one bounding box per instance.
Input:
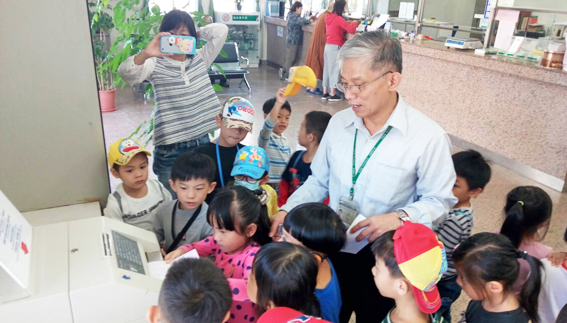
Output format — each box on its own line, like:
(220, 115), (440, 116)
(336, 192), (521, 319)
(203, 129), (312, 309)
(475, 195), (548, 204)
(149, 0), (199, 14)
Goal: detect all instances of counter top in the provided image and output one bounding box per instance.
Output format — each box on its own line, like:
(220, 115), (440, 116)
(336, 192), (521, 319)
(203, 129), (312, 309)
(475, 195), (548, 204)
(264, 16), (315, 32)
(400, 39), (567, 87)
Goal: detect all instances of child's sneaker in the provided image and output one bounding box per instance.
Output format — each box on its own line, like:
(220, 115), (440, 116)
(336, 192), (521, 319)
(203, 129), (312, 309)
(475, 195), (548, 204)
(321, 93), (330, 100)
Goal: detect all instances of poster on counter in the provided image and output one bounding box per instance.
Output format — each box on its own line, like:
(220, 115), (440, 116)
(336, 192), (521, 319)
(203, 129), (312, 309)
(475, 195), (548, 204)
(0, 190), (33, 294)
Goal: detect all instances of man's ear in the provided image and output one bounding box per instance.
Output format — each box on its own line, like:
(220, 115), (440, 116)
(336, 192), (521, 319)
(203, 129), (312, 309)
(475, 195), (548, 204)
(146, 305), (161, 323)
(469, 188), (483, 198)
(388, 72), (402, 92)
(246, 223), (258, 238)
(110, 167), (121, 179)
(208, 182), (217, 194)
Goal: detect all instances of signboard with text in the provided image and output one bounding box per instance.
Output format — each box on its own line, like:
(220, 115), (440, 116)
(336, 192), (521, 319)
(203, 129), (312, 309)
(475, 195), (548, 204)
(0, 190), (33, 303)
(215, 12), (260, 25)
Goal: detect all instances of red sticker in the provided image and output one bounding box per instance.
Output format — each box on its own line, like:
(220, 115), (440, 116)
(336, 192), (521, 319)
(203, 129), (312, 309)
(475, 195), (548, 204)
(21, 242), (29, 254)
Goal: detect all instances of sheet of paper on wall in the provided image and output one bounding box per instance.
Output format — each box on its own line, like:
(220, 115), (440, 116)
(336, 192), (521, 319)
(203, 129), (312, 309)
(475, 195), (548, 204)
(497, 0), (514, 6)
(405, 2), (415, 20)
(341, 214), (369, 254)
(398, 2), (408, 19)
(494, 10), (520, 50)
(148, 249), (199, 280)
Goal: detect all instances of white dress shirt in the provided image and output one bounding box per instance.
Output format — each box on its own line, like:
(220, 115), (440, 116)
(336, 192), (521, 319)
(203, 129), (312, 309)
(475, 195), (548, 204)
(281, 95), (457, 227)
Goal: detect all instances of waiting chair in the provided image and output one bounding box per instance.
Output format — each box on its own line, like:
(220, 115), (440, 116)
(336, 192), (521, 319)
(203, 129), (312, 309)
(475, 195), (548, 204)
(208, 42), (251, 93)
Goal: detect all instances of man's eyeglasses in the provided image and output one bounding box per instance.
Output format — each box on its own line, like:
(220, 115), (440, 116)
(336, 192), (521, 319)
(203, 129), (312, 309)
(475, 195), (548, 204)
(335, 71), (393, 94)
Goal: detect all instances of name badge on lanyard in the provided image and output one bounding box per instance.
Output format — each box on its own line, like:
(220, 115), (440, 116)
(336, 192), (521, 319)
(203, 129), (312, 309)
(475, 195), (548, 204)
(338, 126), (392, 225)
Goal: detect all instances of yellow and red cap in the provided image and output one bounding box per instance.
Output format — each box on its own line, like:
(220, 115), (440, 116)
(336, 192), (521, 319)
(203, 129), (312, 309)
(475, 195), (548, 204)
(393, 221), (448, 314)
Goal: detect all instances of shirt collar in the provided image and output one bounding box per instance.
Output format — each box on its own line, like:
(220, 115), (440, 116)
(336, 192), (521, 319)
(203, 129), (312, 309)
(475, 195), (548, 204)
(344, 93), (409, 137)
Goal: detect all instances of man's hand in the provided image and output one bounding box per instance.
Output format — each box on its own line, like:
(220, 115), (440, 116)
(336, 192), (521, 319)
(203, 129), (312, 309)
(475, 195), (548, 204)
(350, 212), (401, 243)
(269, 210), (288, 240)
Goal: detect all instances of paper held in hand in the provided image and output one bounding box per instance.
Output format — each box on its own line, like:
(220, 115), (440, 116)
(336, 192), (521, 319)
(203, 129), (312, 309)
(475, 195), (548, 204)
(148, 249), (199, 279)
(341, 214), (369, 254)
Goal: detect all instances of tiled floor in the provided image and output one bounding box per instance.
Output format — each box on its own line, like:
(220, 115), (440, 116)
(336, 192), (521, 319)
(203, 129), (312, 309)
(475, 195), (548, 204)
(102, 65), (567, 323)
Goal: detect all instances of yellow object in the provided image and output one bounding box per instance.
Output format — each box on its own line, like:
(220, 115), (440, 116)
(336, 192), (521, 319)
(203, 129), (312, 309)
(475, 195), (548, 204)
(107, 138), (152, 167)
(283, 66), (318, 97)
(262, 184), (279, 218)
(398, 247), (443, 291)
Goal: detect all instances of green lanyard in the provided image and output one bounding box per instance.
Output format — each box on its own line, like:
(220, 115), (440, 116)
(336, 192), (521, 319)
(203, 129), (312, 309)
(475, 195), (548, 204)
(350, 126), (392, 200)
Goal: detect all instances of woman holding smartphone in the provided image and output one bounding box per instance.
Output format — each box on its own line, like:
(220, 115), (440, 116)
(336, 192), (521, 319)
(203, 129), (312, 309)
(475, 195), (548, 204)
(118, 10), (228, 198)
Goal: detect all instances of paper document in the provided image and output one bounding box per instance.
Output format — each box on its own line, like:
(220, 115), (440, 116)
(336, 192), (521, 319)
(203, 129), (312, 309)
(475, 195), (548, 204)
(341, 214), (369, 254)
(368, 14), (389, 31)
(148, 249), (199, 279)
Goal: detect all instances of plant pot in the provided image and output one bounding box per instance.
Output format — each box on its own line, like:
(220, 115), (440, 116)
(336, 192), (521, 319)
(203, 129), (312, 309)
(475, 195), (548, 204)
(236, 3), (242, 11)
(99, 88), (117, 112)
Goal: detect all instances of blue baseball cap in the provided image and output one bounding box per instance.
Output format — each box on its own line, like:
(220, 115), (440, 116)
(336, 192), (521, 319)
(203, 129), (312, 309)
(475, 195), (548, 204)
(231, 146), (270, 180)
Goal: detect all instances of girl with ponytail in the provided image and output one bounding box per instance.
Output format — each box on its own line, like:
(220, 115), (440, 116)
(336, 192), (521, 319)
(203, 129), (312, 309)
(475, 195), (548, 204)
(247, 242), (323, 319)
(499, 186), (553, 292)
(454, 232), (543, 323)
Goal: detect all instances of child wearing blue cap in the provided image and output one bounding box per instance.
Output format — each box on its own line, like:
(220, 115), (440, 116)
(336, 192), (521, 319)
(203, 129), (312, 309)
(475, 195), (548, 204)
(231, 146), (279, 218)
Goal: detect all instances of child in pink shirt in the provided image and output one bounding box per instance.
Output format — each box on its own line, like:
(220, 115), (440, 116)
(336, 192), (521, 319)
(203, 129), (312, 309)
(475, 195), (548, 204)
(498, 186), (553, 293)
(166, 186), (272, 323)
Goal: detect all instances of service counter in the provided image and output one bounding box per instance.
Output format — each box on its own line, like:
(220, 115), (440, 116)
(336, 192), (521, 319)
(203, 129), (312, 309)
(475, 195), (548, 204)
(398, 40), (567, 191)
(265, 16), (314, 68)
(264, 17), (567, 191)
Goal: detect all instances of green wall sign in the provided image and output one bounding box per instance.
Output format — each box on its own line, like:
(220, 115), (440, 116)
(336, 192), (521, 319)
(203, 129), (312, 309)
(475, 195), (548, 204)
(232, 15), (259, 21)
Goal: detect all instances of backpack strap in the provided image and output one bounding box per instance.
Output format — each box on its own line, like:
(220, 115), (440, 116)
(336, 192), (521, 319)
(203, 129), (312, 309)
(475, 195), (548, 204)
(155, 179), (166, 200)
(112, 191), (123, 214)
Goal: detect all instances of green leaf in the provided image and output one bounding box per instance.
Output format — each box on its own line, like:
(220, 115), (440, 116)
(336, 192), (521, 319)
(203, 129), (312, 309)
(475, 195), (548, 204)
(213, 63), (226, 78)
(144, 135), (153, 146)
(151, 4), (161, 16)
(212, 84), (223, 92)
(219, 49), (228, 58)
(129, 121), (146, 138)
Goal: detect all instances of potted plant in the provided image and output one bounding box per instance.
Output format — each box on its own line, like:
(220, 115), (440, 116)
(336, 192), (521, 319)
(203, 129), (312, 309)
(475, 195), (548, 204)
(235, 0), (243, 11)
(89, 1), (117, 112)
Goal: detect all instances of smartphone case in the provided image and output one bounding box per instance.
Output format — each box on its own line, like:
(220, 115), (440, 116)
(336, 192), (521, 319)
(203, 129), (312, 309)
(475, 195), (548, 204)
(160, 35), (197, 55)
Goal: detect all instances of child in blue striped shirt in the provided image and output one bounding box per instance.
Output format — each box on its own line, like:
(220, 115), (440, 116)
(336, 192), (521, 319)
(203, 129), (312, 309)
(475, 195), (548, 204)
(258, 88), (292, 192)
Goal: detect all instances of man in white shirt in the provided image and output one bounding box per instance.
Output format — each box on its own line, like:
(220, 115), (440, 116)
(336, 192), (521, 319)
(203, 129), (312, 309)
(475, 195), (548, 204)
(270, 31), (457, 323)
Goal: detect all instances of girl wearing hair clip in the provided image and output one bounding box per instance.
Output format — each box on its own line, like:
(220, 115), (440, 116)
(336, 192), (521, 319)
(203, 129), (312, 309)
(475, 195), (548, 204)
(165, 186), (272, 323)
(453, 232), (543, 323)
(498, 186), (553, 293)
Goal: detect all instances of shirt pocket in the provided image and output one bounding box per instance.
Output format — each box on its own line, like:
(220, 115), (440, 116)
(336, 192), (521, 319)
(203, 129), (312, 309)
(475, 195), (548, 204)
(359, 162), (414, 209)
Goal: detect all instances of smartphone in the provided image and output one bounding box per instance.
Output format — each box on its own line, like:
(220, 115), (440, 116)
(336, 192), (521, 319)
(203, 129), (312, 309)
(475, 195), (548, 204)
(160, 35), (197, 55)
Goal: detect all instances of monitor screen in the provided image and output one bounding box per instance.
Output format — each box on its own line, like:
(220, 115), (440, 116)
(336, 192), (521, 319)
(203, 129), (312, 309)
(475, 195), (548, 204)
(112, 231), (145, 275)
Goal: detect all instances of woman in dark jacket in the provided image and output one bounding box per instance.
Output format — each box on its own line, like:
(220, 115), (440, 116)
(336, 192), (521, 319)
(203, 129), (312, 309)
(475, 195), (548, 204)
(279, 2), (311, 80)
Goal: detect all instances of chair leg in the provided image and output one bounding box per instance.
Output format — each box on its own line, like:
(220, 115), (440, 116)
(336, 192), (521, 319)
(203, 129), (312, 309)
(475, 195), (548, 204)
(243, 75), (251, 93)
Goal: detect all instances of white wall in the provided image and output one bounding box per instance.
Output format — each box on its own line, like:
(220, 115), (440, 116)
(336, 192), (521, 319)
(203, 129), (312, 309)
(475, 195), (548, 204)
(0, 0), (110, 211)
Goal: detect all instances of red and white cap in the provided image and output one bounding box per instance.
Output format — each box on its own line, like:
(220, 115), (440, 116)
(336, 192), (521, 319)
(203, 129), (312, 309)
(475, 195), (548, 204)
(257, 308), (332, 323)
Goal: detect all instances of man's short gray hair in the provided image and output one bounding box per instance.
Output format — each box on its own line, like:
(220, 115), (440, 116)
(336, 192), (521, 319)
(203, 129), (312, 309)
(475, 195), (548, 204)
(337, 31), (403, 73)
